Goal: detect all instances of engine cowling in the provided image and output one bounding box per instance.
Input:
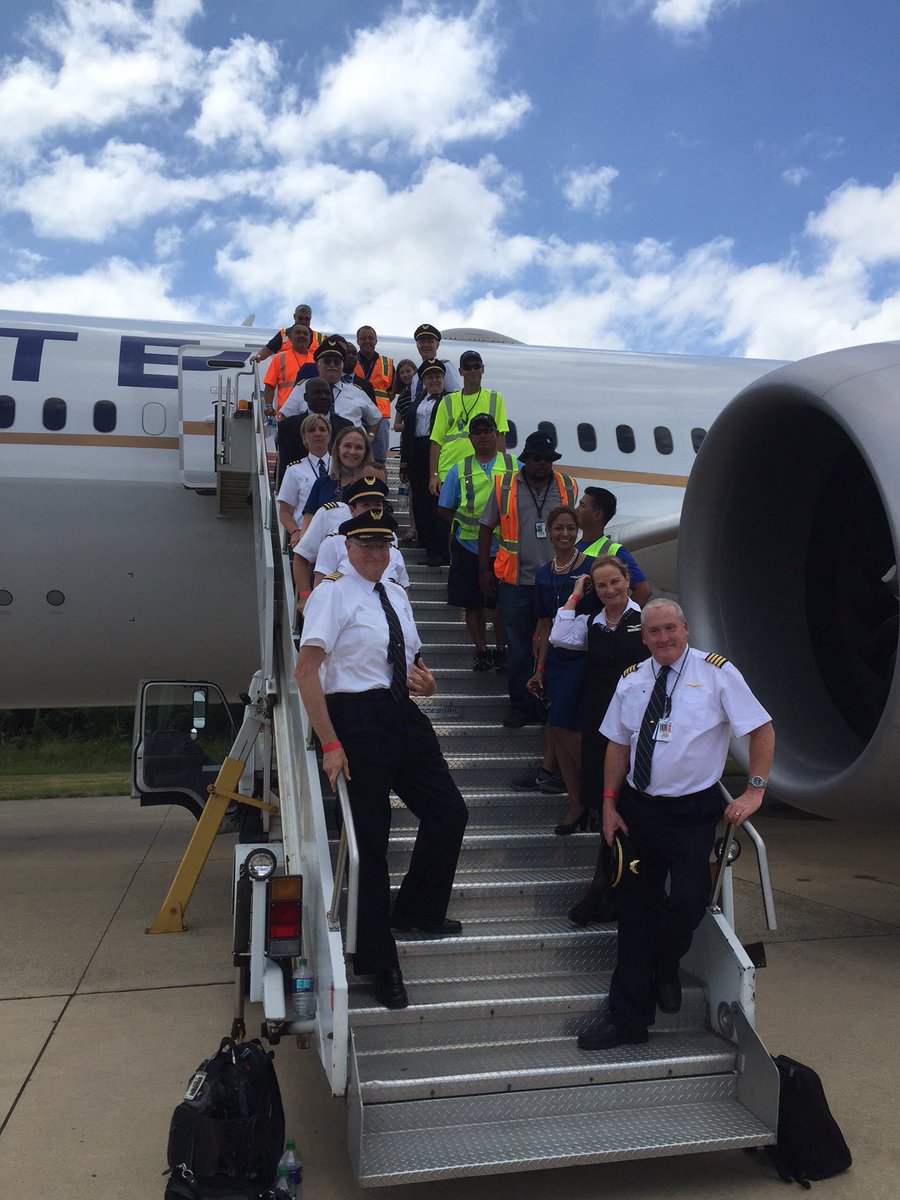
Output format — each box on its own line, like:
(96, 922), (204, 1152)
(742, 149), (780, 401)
(679, 342), (899, 823)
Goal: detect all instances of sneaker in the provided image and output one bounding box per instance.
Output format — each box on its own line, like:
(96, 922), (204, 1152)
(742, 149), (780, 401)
(472, 649), (493, 672)
(537, 770), (566, 795)
(491, 647), (507, 671)
(511, 767), (564, 792)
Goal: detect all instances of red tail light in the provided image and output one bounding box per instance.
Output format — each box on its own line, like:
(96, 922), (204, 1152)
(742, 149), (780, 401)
(267, 875), (302, 957)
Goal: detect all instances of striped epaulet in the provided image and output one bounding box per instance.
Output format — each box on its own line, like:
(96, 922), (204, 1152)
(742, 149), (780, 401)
(323, 501), (342, 509)
(287, 460), (302, 468)
(705, 652), (729, 668)
(322, 571), (343, 582)
(621, 663), (640, 677)
(324, 530), (341, 538)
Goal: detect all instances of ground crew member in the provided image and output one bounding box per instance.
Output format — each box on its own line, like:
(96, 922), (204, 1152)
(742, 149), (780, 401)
(478, 431), (578, 727)
(438, 412), (513, 670)
(295, 508), (468, 1009)
(578, 598), (774, 1050)
(356, 325), (394, 464)
(428, 350), (509, 491)
(252, 303), (323, 365)
(262, 324), (316, 414)
(576, 487), (652, 606)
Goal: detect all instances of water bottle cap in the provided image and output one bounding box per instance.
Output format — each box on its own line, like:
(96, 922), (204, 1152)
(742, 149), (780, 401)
(297, 958), (306, 967)
(285, 1139), (296, 1150)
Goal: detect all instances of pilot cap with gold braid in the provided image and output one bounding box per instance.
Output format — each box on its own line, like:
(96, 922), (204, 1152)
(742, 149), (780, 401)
(339, 508), (398, 543)
(342, 475), (389, 506)
(603, 832), (639, 888)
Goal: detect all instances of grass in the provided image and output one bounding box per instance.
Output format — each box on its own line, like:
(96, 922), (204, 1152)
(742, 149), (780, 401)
(1, 773), (132, 801)
(0, 736), (132, 800)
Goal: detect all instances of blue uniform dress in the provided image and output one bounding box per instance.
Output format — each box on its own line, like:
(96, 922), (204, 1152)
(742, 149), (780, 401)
(533, 558), (593, 730)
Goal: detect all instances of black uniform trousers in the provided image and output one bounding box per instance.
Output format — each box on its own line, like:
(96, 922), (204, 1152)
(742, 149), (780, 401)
(326, 689), (468, 975)
(608, 782), (722, 1032)
(409, 436), (448, 559)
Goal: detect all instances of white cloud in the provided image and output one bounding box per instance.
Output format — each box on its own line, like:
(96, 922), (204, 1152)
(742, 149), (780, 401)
(273, 6), (531, 158)
(782, 167), (809, 187)
(560, 166), (619, 216)
(0, 257), (199, 320)
(154, 225), (184, 260)
(189, 35), (281, 154)
(806, 173), (900, 268)
(0, 0), (203, 160)
(648, 0), (741, 33)
(5, 140), (262, 240)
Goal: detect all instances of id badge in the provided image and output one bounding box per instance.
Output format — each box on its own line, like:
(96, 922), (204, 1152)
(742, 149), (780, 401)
(535, 521), (547, 539)
(654, 718), (672, 742)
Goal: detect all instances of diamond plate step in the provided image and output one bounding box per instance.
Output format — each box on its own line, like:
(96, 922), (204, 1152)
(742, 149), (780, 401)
(387, 829), (601, 872)
(389, 797), (579, 832)
(351, 1076), (774, 1185)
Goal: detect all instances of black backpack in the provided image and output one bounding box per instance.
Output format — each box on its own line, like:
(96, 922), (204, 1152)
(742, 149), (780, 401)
(765, 1054), (852, 1188)
(165, 1037), (285, 1200)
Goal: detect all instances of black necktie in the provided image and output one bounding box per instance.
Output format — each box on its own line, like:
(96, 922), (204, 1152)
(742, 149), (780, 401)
(374, 582), (408, 702)
(318, 458), (327, 477)
(632, 665), (670, 793)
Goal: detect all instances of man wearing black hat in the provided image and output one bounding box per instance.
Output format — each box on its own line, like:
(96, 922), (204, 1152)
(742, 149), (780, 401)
(295, 508), (468, 1010)
(411, 323), (462, 399)
(399, 359), (452, 566)
(438, 413), (515, 670)
(477, 432), (578, 726)
(428, 350), (509, 495)
(577, 598), (774, 1050)
(280, 336), (383, 436)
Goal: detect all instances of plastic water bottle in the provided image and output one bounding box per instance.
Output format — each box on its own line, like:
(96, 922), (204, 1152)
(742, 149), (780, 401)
(278, 1139), (303, 1192)
(398, 482), (409, 498)
(274, 1162), (295, 1198)
(291, 959), (316, 1021)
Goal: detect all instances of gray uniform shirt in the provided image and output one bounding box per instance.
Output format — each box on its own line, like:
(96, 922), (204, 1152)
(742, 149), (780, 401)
(479, 472), (566, 586)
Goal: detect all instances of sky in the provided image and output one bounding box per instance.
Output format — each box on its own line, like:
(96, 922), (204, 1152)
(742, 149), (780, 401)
(0, 0), (898, 360)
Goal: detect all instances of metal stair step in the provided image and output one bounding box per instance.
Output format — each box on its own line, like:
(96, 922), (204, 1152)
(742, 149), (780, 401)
(387, 829), (601, 871)
(390, 798), (578, 832)
(354, 1027), (731, 1103)
(353, 1077), (774, 1184)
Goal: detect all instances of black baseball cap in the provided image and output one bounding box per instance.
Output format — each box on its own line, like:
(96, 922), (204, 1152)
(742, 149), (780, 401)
(469, 412), (498, 432)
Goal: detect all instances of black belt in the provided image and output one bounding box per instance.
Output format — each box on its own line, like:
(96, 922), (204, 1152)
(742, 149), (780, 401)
(627, 782), (722, 805)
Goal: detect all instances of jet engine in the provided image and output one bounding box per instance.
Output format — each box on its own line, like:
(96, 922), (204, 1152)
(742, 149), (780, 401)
(679, 343), (899, 823)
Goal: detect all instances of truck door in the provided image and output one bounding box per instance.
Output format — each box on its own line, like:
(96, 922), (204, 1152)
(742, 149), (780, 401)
(179, 345), (252, 489)
(132, 680), (237, 818)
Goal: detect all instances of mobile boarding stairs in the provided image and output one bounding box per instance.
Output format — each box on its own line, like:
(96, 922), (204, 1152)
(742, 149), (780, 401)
(133, 355), (781, 1185)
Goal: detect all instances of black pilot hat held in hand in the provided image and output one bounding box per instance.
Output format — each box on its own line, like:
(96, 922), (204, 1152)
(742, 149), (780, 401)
(604, 832), (639, 888)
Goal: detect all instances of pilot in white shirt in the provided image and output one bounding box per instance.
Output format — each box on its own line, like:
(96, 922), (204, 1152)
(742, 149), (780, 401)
(314, 533), (409, 590)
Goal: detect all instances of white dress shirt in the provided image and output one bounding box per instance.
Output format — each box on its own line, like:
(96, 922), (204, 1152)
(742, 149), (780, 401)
(280, 379), (381, 427)
(315, 536), (409, 588)
(296, 503), (350, 564)
(600, 645), (771, 796)
(275, 454), (331, 522)
(549, 599), (642, 649)
(300, 565), (422, 694)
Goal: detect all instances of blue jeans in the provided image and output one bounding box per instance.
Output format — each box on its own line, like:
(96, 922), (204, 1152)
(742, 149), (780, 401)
(497, 582), (537, 713)
(372, 416), (390, 463)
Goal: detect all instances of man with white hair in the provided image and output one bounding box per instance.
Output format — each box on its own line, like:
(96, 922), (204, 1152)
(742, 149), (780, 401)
(578, 598), (775, 1051)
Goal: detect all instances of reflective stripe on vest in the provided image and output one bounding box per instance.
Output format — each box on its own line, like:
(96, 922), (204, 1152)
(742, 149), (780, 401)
(438, 390), (499, 449)
(493, 470), (578, 582)
(582, 534), (623, 558)
(355, 354), (394, 418)
(271, 347), (310, 409)
(454, 452), (517, 539)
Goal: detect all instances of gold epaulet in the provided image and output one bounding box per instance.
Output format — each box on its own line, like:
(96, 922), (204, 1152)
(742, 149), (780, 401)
(287, 460), (301, 467)
(322, 571), (343, 582)
(324, 530), (341, 538)
(323, 501), (341, 509)
(621, 663), (640, 677)
(705, 652), (729, 668)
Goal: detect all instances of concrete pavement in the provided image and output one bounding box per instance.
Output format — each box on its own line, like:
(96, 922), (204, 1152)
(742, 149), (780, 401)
(0, 795), (897, 1198)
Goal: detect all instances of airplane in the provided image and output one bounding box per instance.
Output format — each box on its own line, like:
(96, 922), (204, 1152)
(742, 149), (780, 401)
(0, 310), (897, 824)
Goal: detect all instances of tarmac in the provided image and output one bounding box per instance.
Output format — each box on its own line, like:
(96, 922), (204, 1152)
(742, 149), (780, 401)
(0, 794), (897, 1199)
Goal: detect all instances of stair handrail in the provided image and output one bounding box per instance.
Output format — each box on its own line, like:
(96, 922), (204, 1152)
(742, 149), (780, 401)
(711, 782), (778, 931)
(324, 762), (360, 955)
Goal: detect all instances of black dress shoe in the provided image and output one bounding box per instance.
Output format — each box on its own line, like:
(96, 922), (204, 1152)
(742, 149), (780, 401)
(577, 1020), (648, 1051)
(655, 973), (682, 1014)
(391, 916), (463, 936)
(373, 967), (408, 1009)
(503, 708), (537, 728)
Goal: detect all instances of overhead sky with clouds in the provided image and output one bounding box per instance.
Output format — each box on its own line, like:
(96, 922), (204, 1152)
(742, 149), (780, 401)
(0, 0), (897, 360)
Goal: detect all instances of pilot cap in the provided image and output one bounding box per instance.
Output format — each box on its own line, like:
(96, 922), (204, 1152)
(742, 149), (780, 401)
(414, 323), (442, 342)
(604, 832), (639, 889)
(314, 336), (347, 363)
(342, 475), (390, 506)
(339, 508), (398, 542)
(417, 358), (446, 380)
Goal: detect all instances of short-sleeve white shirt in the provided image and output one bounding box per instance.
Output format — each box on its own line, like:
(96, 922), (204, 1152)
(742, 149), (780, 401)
(296, 503), (349, 564)
(300, 565), (422, 694)
(315, 536), (409, 589)
(275, 454), (331, 522)
(600, 645), (772, 796)
(280, 379), (381, 427)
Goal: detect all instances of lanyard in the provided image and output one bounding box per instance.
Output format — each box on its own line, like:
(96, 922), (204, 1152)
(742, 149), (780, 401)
(455, 389), (481, 429)
(522, 476), (552, 520)
(653, 648), (688, 717)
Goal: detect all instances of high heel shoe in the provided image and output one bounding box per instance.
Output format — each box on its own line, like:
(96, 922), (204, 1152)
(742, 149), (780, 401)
(554, 808), (590, 836)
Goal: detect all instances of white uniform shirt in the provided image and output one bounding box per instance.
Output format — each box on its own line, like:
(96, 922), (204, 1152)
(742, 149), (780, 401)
(280, 379), (381, 428)
(549, 599), (642, 650)
(296, 503), (349, 565)
(275, 454), (331, 522)
(300, 565), (422, 694)
(600, 645), (771, 796)
(414, 395), (440, 437)
(315, 535), (410, 588)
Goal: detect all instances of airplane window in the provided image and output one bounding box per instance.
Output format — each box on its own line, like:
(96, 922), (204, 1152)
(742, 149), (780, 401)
(538, 421), (558, 448)
(654, 426), (674, 455)
(93, 400), (117, 433)
(691, 427), (707, 452)
(0, 395), (14, 429)
(577, 423), (597, 452)
(46, 590), (65, 606)
(616, 424), (635, 454)
(142, 402), (166, 436)
(43, 397), (67, 431)
(505, 420), (518, 450)
(0, 590), (12, 607)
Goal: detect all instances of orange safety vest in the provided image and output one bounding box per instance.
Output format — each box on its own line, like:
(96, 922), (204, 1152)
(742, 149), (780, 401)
(355, 354), (394, 418)
(279, 327), (324, 351)
(492, 470), (579, 584)
(265, 346), (314, 410)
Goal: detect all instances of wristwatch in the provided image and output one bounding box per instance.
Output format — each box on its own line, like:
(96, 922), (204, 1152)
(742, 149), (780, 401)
(748, 775), (767, 789)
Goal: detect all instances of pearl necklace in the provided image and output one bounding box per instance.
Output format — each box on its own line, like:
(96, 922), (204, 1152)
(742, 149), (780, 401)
(551, 549), (579, 574)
